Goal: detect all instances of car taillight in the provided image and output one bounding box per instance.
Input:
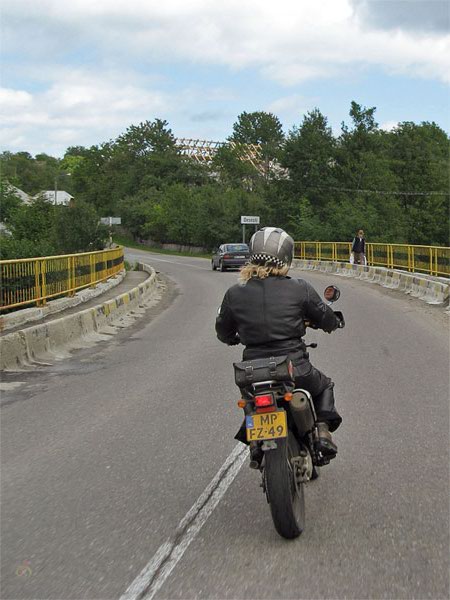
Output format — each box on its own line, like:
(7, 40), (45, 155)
(255, 394), (273, 407)
(223, 254), (231, 259)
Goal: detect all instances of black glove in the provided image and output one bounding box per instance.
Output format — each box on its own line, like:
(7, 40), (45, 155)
(333, 311), (345, 329)
(227, 334), (241, 346)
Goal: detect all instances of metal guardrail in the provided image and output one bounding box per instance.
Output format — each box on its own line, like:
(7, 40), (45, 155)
(0, 247), (124, 311)
(294, 242), (449, 278)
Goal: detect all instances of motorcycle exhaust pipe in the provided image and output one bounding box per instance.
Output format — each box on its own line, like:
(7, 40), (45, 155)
(290, 389), (316, 435)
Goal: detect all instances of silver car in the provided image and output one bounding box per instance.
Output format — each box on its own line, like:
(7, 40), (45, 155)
(212, 243), (250, 271)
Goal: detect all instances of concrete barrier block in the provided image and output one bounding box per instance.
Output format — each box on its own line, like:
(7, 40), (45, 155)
(351, 265), (367, 279)
(22, 325), (58, 364)
(408, 277), (428, 299)
(0, 264), (158, 371)
(338, 263), (355, 277)
(331, 262), (339, 273)
(1, 269), (127, 333)
(359, 266), (376, 282)
(371, 268), (389, 286)
(318, 261), (334, 274)
(421, 280), (449, 305)
(399, 273), (414, 293)
(283, 258), (448, 307)
(382, 271), (401, 289)
(0, 332), (30, 370)
(313, 261), (323, 271)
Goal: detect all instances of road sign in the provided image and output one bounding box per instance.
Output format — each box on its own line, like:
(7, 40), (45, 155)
(100, 217), (121, 226)
(241, 215), (260, 224)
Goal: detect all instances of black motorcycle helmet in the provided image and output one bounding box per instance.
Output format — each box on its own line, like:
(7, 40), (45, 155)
(249, 227), (294, 267)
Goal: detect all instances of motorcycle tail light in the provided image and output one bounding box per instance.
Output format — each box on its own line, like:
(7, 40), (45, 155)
(255, 394), (273, 407)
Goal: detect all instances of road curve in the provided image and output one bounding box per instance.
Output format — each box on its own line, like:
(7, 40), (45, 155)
(1, 249), (448, 600)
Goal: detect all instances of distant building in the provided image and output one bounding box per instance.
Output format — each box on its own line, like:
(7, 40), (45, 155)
(0, 185), (31, 236)
(4, 184), (32, 204)
(0, 222), (12, 236)
(38, 190), (74, 206)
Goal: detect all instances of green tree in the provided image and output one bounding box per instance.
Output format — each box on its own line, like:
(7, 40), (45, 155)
(386, 121), (449, 244)
(331, 102), (405, 242)
(229, 111), (285, 178)
(282, 109), (336, 212)
(230, 111), (284, 148)
(0, 196), (57, 259)
(53, 201), (108, 253)
(212, 144), (258, 188)
(0, 151), (62, 195)
(0, 182), (22, 223)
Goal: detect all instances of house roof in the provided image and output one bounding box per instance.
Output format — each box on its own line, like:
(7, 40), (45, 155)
(5, 183), (32, 204)
(38, 191), (75, 205)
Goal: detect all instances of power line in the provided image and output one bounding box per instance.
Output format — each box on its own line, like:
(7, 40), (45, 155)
(311, 185), (449, 197)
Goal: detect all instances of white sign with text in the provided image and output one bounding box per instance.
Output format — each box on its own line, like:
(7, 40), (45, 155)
(241, 215), (260, 225)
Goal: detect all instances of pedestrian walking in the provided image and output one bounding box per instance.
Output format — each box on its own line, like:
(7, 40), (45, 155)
(351, 229), (366, 265)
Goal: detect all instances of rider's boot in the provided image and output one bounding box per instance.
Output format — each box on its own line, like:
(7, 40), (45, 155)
(316, 422), (337, 458)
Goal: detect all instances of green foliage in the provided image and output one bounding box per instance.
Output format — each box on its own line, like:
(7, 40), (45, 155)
(53, 201), (108, 253)
(212, 145), (258, 187)
(0, 182), (22, 223)
(9, 196), (56, 243)
(0, 151), (65, 196)
(0, 236), (56, 260)
(0, 196), (107, 259)
(228, 111), (285, 179)
(282, 109), (336, 209)
(2, 104), (448, 256)
(0, 196), (57, 259)
(230, 111), (284, 152)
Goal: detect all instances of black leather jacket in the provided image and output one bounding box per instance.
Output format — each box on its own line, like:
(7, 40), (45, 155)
(215, 276), (340, 360)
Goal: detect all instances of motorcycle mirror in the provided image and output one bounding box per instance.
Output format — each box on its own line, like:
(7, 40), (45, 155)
(324, 285), (340, 303)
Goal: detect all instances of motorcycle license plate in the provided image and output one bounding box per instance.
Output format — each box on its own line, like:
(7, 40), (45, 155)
(245, 411), (287, 442)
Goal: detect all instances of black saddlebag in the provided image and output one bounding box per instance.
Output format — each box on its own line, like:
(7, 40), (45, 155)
(233, 355), (294, 387)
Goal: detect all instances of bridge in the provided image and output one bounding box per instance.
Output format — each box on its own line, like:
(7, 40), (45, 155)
(1, 246), (449, 599)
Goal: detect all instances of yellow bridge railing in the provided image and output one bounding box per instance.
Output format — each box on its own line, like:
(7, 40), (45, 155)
(0, 247), (124, 311)
(294, 242), (449, 278)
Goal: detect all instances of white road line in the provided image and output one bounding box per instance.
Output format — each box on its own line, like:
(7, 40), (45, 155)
(120, 443), (248, 600)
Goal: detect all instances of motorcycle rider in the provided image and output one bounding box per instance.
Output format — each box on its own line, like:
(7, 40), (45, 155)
(215, 227), (343, 466)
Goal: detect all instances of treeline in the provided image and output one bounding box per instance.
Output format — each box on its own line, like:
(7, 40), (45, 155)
(0, 190), (108, 260)
(1, 101), (449, 260)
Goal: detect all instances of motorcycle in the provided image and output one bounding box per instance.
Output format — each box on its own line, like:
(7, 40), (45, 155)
(233, 285), (345, 539)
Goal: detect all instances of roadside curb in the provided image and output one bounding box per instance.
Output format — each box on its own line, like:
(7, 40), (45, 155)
(0, 263), (158, 372)
(292, 260), (449, 306)
(0, 269), (127, 333)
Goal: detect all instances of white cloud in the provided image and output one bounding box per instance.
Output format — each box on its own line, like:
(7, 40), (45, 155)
(1, 0), (448, 154)
(380, 120), (399, 132)
(0, 71), (170, 155)
(265, 94), (313, 129)
(0, 88), (33, 109)
(3, 0), (449, 83)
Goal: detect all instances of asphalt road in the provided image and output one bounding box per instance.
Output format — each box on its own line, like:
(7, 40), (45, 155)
(1, 249), (448, 600)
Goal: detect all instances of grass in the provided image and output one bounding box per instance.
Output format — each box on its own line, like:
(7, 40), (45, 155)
(113, 234), (211, 260)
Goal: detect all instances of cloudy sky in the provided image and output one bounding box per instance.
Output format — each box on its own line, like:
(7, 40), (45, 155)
(1, 0), (449, 157)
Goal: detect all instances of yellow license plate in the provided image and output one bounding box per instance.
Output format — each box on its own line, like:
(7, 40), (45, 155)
(245, 410), (287, 442)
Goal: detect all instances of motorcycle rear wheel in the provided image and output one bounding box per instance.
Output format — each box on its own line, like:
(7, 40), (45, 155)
(264, 430), (305, 539)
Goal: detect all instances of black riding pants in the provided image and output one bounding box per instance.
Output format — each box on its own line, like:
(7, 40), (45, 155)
(234, 357), (342, 445)
(292, 358), (342, 432)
